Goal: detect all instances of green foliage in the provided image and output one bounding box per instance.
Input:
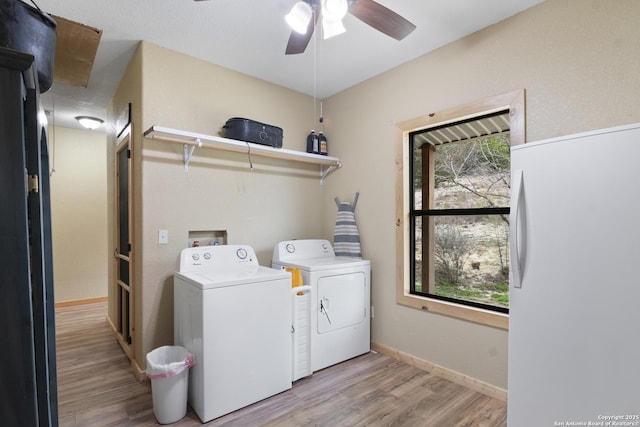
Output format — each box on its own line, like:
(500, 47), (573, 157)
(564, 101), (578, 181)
(415, 278), (510, 309)
(434, 280), (509, 307)
(414, 282), (423, 293)
(433, 134), (510, 186)
(480, 135), (510, 172)
(434, 222), (471, 285)
(489, 283), (509, 292)
(436, 281), (485, 300)
(491, 292), (509, 306)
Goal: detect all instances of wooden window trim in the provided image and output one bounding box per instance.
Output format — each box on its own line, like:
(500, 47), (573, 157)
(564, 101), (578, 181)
(395, 90), (525, 330)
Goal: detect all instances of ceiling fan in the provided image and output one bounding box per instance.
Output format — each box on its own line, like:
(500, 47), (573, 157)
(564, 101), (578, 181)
(194, 0), (416, 55)
(284, 0), (415, 54)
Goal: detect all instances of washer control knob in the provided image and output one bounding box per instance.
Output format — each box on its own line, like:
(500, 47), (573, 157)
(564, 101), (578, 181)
(192, 254), (200, 261)
(236, 248), (248, 260)
(203, 252), (211, 260)
(285, 243), (295, 254)
(322, 242), (328, 250)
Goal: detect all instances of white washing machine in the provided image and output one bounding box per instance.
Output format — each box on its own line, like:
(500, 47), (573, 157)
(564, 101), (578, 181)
(174, 245), (292, 423)
(272, 239), (370, 373)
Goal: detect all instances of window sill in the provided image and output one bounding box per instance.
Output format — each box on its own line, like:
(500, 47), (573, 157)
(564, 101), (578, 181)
(396, 291), (509, 330)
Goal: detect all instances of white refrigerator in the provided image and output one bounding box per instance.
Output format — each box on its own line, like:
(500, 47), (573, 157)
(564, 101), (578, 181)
(508, 123), (640, 426)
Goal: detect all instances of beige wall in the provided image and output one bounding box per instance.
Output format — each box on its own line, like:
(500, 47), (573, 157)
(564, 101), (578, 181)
(106, 0), (640, 388)
(110, 42), (328, 367)
(321, 0), (640, 390)
(50, 126), (108, 302)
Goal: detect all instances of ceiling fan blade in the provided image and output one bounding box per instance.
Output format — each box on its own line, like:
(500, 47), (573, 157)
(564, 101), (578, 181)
(349, 0), (416, 41)
(285, 6), (320, 55)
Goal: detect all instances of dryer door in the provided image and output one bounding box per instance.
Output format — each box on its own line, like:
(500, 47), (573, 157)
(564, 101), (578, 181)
(317, 272), (366, 333)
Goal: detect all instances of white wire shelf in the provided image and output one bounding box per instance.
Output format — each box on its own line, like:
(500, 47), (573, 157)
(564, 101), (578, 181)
(144, 125), (342, 182)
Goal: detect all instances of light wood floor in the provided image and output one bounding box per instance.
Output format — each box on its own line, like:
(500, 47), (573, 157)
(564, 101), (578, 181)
(56, 302), (507, 426)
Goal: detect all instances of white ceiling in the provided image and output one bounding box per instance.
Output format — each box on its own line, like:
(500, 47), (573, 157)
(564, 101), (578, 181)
(36, 0), (545, 130)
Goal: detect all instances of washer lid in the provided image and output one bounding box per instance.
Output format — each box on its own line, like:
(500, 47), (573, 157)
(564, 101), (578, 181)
(176, 265), (289, 289)
(273, 255), (370, 272)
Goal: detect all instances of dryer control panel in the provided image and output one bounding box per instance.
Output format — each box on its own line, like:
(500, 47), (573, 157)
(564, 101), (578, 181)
(272, 239), (334, 262)
(179, 245), (257, 273)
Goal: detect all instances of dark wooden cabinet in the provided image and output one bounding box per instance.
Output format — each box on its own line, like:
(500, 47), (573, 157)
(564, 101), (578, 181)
(0, 47), (58, 426)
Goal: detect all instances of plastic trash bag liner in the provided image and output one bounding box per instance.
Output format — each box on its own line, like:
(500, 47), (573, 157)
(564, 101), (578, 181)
(146, 345), (195, 379)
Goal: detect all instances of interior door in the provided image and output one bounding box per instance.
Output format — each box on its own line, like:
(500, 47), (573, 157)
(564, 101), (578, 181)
(115, 125), (133, 349)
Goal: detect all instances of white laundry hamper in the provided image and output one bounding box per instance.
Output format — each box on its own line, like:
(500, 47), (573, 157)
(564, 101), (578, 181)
(146, 345), (195, 424)
(291, 285), (312, 381)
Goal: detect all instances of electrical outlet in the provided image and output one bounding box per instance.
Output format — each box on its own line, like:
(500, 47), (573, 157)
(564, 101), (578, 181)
(158, 229), (169, 244)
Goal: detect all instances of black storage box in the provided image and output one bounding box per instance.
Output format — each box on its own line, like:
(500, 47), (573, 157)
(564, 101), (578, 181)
(0, 0), (57, 93)
(222, 118), (283, 148)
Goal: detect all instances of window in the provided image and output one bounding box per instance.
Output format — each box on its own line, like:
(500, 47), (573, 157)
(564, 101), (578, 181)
(395, 90), (525, 328)
(410, 112), (510, 313)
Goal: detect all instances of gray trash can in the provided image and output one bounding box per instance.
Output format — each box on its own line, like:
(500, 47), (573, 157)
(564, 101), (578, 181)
(146, 346), (195, 424)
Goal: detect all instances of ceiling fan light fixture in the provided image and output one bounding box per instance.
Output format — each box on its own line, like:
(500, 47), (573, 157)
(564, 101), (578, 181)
(322, 0), (348, 21)
(322, 18), (346, 39)
(286, 1), (313, 35)
(321, 0), (348, 39)
(75, 116), (104, 130)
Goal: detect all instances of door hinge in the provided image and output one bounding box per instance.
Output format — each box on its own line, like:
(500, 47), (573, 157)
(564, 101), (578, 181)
(28, 174), (39, 193)
(127, 149), (131, 159)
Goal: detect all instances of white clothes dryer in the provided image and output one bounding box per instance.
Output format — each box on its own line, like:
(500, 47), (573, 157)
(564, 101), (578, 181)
(272, 239), (370, 373)
(174, 245), (292, 423)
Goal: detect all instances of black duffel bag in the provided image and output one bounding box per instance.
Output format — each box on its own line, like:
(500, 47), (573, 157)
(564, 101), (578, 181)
(0, 0), (56, 92)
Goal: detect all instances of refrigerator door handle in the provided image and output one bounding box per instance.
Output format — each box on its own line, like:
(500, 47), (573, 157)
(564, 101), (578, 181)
(510, 169), (525, 288)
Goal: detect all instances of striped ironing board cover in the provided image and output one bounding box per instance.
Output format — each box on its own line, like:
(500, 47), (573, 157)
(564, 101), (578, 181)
(333, 193), (361, 257)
